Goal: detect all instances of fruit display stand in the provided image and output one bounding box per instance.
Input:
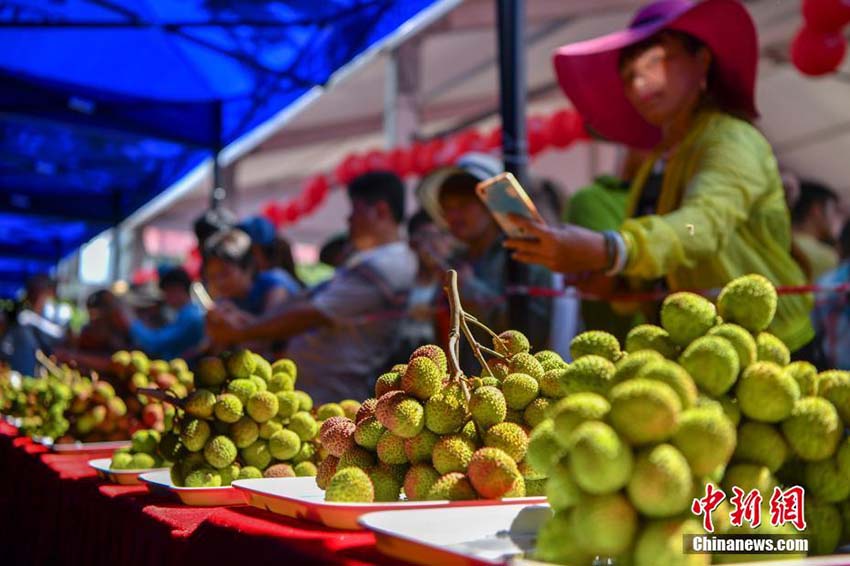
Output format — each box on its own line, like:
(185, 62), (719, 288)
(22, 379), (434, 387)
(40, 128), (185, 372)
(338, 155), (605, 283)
(0, 422), (395, 566)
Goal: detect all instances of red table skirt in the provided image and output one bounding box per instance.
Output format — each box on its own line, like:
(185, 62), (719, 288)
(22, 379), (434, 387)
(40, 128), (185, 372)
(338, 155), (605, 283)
(0, 423), (400, 566)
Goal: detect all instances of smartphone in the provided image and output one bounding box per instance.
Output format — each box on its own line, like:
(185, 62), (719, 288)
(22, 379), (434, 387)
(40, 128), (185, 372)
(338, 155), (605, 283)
(190, 281), (215, 311)
(475, 172), (544, 238)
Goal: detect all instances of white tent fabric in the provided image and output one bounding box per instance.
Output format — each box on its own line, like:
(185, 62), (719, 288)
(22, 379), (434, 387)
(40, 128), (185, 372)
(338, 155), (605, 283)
(143, 0), (850, 254)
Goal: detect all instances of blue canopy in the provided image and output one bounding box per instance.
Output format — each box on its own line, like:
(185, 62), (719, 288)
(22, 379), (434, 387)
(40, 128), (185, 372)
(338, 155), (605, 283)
(0, 0), (448, 297)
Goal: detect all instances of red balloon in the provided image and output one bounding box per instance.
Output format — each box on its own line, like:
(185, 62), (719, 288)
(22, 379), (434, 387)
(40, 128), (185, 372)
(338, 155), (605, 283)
(364, 149), (389, 172)
(791, 25), (848, 76)
(302, 175), (329, 212)
(415, 139), (443, 174)
(386, 147), (413, 177)
(802, 0), (850, 32)
(549, 109), (582, 148)
(334, 153), (367, 185)
(282, 201), (301, 223)
(261, 202), (283, 226)
(527, 115), (552, 156)
(486, 127), (502, 151)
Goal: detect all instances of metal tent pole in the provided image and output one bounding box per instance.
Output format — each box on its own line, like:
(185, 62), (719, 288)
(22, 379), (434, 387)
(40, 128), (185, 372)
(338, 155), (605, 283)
(495, 0), (531, 336)
(210, 101), (225, 210)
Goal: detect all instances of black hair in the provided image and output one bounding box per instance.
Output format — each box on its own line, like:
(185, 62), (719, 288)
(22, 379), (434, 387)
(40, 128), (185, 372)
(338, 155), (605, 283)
(437, 172), (479, 203)
(618, 30), (705, 70)
(159, 267), (192, 294)
(193, 207), (236, 246)
(263, 237), (303, 288)
(407, 209), (434, 236)
(319, 234), (350, 267)
(347, 171), (406, 223)
(792, 180), (839, 225)
(203, 229), (254, 272)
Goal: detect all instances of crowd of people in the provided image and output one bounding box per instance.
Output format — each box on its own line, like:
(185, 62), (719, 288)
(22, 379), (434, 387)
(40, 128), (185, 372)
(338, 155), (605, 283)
(3, 0), (850, 403)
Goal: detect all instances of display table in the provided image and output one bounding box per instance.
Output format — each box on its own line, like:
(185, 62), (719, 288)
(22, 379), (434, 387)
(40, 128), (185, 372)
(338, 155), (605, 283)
(0, 423), (397, 566)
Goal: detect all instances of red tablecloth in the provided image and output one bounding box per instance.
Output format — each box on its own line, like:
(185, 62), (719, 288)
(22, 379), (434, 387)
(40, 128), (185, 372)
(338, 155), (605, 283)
(0, 423), (399, 566)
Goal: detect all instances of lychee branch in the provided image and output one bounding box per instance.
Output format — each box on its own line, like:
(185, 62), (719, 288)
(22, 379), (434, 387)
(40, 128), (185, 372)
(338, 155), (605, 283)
(136, 387), (186, 410)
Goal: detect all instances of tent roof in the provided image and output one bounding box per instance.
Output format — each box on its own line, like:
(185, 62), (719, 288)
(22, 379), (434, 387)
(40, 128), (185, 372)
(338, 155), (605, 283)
(0, 0), (451, 296)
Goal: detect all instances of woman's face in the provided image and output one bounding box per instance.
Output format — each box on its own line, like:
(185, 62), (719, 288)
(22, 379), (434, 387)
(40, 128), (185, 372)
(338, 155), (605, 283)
(621, 34), (710, 127)
(204, 257), (252, 300)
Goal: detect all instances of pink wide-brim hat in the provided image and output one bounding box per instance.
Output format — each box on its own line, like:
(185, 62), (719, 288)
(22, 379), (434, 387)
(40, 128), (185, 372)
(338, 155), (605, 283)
(553, 0), (758, 149)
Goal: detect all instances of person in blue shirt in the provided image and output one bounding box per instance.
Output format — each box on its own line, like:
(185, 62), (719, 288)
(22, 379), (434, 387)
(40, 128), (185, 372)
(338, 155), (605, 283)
(203, 228), (297, 318)
(120, 268), (205, 361)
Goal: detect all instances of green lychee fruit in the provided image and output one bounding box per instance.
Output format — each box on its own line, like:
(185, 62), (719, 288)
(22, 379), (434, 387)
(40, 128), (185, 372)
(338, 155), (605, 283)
(376, 431), (409, 465)
(678, 335), (740, 396)
(368, 463), (405, 502)
(625, 324), (680, 359)
(213, 393), (244, 424)
(559, 355), (616, 396)
(403, 429), (439, 464)
(756, 332), (790, 366)
(469, 386), (506, 428)
(635, 359), (698, 409)
(180, 418), (211, 452)
(568, 421), (633, 495)
(493, 330), (530, 357)
(672, 407), (736, 476)
(432, 434), (475, 475)
(241, 440), (272, 470)
(185, 389), (217, 420)
(325, 467), (374, 502)
(708, 323), (757, 368)
(426, 472), (476, 501)
(375, 391), (425, 438)
(782, 397), (842, 461)
(733, 421), (789, 472)
(246, 390), (279, 423)
(817, 370), (850, 425)
(288, 412), (319, 441)
(353, 416), (385, 451)
(509, 352), (545, 381)
(613, 349), (664, 384)
(610, 378), (681, 446)
(784, 361), (818, 397)
(572, 493), (638, 556)
(661, 292), (717, 347)
(403, 464), (441, 501)
(316, 402), (345, 420)
(204, 435), (237, 469)
(483, 422), (528, 462)
(230, 417), (260, 449)
(501, 373), (539, 410)
(627, 444), (693, 518)
(423, 385), (467, 435)
(736, 361), (799, 423)
(401, 356), (443, 400)
(269, 429), (301, 460)
(717, 274), (777, 333)
(570, 330), (622, 362)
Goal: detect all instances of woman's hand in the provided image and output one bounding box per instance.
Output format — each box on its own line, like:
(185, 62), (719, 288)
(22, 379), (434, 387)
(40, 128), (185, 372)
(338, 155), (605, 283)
(503, 215), (610, 274)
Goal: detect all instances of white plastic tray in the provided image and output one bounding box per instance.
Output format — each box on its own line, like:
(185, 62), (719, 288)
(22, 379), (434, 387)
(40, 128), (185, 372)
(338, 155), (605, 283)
(232, 476), (547, 531)
(359, 504), (850, 566)
(139, 469), (248, 506)
(360, 503), (548, 565)
(88, 458), (170, 486)
(36, 436), (131, 453)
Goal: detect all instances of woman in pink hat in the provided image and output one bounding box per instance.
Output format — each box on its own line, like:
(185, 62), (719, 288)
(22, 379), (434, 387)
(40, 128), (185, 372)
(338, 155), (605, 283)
(505, 0), (813, 352)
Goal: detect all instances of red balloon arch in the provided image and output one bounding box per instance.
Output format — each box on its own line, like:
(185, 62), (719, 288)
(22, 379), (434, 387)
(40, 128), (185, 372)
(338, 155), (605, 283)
(260, 107), (589, 228)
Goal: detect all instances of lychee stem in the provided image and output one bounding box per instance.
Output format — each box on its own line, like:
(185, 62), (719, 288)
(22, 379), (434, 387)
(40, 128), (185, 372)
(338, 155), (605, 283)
(460, 316), (494, 379)
(137, 388), (186, 410)
(461, 315), (508, 360)
(444, 270), (464, 381)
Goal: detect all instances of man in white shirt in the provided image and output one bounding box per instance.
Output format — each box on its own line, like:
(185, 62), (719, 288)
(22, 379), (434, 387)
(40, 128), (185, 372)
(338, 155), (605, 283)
(208, 171), (417, 402)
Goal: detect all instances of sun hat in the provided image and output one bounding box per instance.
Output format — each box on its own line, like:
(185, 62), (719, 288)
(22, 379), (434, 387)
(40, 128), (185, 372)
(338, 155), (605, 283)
(416, 152), (504, 228)
(553, 0), (758, 149)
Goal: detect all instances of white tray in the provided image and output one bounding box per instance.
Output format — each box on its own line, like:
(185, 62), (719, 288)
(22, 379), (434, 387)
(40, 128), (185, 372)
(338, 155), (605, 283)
(359, 504), (850, 566)
(139, 469), (248, 507)
(88, 458), (170, 485)
(232, 476), (548, 531)
(360, 503), (548, 565)
(45, 439), (131, 453)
